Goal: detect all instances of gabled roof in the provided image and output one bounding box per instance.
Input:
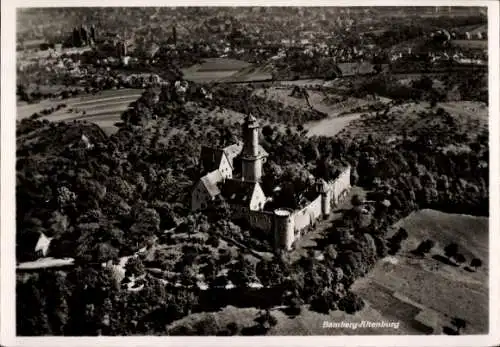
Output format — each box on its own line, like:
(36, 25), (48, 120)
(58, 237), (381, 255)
(223, 143), (243, 168)
(200, 140), (267, 173)
(258, 145), (269, 158)
(200, 170), (224, 198)
(221, 179), (259, 206)
(35, 232), (52, 253)
(200, 146), (225, 172)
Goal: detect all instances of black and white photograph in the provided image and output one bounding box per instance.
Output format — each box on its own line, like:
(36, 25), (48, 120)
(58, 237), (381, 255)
(1, 2), (499, 346)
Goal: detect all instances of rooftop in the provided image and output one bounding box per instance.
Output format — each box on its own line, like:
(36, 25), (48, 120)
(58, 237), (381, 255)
(221, 178), (259, 206)
(200, 170), (224, 198)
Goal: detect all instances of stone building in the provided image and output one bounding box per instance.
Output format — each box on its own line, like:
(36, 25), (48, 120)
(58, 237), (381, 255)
(191, 114), (351, 251)
(192, 114), (268, 212)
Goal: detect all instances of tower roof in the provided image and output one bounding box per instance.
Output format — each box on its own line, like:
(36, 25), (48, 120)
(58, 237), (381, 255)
(200, 170), (224, 198)
(244, 113), (258, 124)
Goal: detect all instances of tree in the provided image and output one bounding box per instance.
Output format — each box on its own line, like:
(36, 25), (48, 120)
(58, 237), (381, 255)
(444, 242), (459, 259)
(228, 256), (256, 287)
(470, 258), (482, 270)
(206, 234), (220, 248)
(125, 256), (146, 278)
(93, 242), (119, 263)
(387, 227), (409, 255)
(324, 245), (338, 263)
(351, 194), (364, 207)
(454, 253), (466, 264)
(256, 259), (287, 288)
(394, 227), (409, 241)
(202, 258), (219, 286)
(262, 125), (274, 139)
(255, 309), (277, 330)
(226, 322), (239, 336)
(338, 291), (365, 314)
(451, 317), (466, 334)
(286, 295), (303, 316)
(430, 97), (438, 108)
(413, 239), (435, 256)
(309, 292), (331, 314)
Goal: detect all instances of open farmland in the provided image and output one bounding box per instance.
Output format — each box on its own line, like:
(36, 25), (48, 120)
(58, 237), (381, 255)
(451, 40), (488, 49)
(167, 303), (417, 335)
(17, 88), (143, 135)
(336, 100), (488, 142)
(167, 209), (487, 336)
(223, 65), (273, 82)
(182, 58), (255, 83)
(305, 113), (366, 137)
(249, 85), (392, 137)
(352, 209), (488, 335)
(452, 24), (487, 35)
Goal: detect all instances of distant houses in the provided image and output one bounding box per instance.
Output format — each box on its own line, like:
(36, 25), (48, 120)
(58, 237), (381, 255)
(19, 230), (53, 262)
(34, 232), (52, 258)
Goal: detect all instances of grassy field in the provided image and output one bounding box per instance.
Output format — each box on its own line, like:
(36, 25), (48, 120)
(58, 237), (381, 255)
(17, 88), (143, 135)
(249, 85), (391, 137)
(305, 113), (365, 137)
(167, 209), (488, 335)
(224, 65), (273, 82)
(337, 100), (488, 142)
(353, 209), (489, 335)
(196, 58), (252, 72)
(451, 40), (488, 49)
(167, 303), (416, 335)
(182, 58), (256, 82)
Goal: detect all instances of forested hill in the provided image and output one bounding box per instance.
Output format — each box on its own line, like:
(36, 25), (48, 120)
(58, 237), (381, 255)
(16, 80), (489, 335)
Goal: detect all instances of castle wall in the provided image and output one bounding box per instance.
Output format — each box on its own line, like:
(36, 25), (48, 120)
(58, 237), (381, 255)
(229, 165), (353, 252)
(232, 206), (273, 232)
(293, 195), (322, 234)
(274, 209), (295, 251)
(328, 166), (351, 206)
(249, 182), (266, 211)
(247, 210), (274, 232)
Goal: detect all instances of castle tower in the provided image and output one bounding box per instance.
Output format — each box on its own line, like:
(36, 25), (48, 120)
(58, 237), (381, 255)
(273, 208), (295, 251)
(241, 114), (266, 181)
(172, 25), (177, 45)
(316, 178), (331, 218)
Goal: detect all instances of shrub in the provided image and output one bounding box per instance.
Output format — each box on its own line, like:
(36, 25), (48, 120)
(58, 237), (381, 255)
(451, 317), (466, 334)
(387, 228), (408, 255)
(470, 258), (482, 269)
(125, 256), (146, 277)
(206, 234), (220, 248)
(255, 310), (278, 330)
(226, 322), (239, 335)
(413, 239), (435, 256)
(287, 296), (303, 316)
(309, 294), (330, 314)
(338, 291), (365, 314)
(444, 242), (459, 259)
(454, 253), (466, 264)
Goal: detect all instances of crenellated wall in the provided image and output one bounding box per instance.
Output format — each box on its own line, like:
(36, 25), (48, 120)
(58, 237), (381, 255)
(327, 165), (352, 206)
(247, 210), (274, 232)
(293, 195), (322, 233)
(230, 165), (352, 251)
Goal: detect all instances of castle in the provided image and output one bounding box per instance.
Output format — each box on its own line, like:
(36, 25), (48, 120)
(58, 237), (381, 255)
(192, 114), (351, 251)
